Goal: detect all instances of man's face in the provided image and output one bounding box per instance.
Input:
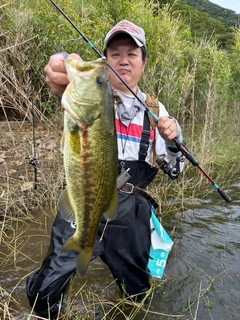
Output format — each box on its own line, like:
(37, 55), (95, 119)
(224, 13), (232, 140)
(106, 37), (146, 94)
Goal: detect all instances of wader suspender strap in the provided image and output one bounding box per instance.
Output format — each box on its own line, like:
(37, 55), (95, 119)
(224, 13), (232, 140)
(146, 94), (159, 163)
(138, 111), (151, 161)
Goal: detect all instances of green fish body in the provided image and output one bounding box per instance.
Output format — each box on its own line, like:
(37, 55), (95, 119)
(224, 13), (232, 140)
(58, 57), (118, 276)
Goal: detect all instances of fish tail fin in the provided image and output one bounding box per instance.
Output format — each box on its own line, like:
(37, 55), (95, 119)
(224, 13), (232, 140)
(61, 238), (93, 276)
(76, 247), (94, 277)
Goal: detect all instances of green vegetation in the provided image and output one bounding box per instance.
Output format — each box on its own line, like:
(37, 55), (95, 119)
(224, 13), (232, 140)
(0, 0), (240, 318)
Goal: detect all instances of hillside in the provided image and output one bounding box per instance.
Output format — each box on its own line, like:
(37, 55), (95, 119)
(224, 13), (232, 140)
(155, 0), (238, 49)
(181, 0), (239, 27)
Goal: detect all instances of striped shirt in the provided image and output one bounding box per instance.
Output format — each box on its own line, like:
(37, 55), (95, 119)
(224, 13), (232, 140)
(115, 91), (183, 166)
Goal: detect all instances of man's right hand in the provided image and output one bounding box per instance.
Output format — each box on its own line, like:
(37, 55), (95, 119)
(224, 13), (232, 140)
(44, 53), (82, 97)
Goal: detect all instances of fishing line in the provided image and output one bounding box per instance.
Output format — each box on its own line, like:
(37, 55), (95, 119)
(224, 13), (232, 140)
(49, 0), (231, 203)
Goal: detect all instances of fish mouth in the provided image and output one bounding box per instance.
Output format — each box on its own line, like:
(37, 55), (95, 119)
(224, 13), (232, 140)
(78, 68), (99, 80)
(76, 60), (107, 73)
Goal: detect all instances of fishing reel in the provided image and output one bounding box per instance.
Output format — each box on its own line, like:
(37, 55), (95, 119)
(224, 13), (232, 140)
(155, 154), (185, 180)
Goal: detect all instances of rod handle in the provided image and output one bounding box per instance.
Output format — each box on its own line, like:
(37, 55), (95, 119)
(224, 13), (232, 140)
(217, 188), (231, 203)
(174, 140), (199, 166)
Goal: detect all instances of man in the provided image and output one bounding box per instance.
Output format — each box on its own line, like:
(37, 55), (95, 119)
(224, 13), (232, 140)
(26, 20), (184, 318)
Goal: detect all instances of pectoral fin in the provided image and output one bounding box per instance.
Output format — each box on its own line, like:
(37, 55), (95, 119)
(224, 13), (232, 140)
(57, 188), (75, 222)
(103, 186), (118, 220)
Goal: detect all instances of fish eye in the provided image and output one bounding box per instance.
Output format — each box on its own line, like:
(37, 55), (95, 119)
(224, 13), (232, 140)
(96, 77), (105, 85)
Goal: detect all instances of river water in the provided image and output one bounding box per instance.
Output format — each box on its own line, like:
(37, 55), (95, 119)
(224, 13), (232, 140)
(0, 183), (239, 320)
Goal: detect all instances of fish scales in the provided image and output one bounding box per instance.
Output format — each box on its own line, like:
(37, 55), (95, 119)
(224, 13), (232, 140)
(58, 57), (118, 276)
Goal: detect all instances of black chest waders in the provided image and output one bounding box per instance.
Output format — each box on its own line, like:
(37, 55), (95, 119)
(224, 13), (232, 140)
(26, 112), (159, 318)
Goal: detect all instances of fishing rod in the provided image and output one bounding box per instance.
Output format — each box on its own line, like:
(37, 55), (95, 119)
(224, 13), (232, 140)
(49, 0), (231, 203)
(28, 41), (37, 190)
(29, 99), (38, 190)
(174, 140), (231, 203)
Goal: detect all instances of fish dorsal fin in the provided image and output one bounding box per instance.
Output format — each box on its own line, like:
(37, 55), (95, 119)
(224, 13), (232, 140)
(57, 188), (75, 222)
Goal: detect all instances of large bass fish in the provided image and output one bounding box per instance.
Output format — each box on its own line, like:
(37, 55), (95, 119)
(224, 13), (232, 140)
(58, 57), (118, 276)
